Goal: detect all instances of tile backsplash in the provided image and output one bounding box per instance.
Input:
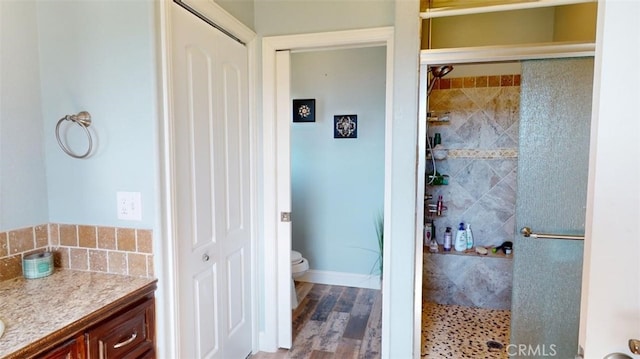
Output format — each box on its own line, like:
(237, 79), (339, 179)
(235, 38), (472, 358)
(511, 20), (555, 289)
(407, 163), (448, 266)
(0, 224), (153, 281)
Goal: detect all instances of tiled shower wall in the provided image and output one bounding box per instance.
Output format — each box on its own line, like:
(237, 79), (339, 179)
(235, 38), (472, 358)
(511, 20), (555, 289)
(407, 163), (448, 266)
(426, 75), (520, 247)
(422, 74), (520, 310)
(423, 253), (512, 310)
(0, 224), (153, 281)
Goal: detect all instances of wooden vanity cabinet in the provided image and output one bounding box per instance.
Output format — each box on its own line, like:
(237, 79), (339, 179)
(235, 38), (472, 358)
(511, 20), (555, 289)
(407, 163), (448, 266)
(40, 335), (85, 359)
(86, 296), (155, 358)
(35, 284), (156, 359)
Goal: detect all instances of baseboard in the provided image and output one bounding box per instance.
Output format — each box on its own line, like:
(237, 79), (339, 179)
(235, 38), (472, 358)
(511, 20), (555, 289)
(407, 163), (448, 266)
(297, 269), (381, 290)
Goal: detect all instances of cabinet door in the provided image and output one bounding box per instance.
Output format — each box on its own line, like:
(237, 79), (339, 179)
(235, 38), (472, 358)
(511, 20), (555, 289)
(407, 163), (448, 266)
(41, 335), (85, 359)
(86, 297), (155, 359)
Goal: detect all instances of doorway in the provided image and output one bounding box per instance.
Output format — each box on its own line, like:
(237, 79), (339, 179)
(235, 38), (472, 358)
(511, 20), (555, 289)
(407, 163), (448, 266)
(261, 27), (394, 351)
(290, 47), (386, 289)
(417, 48), (595, 358)
(285, 45), (386, 357)
(421, 61), (521, 358)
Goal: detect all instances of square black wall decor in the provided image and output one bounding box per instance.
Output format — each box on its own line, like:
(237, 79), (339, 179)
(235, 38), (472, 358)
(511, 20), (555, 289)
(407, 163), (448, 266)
(293, 99), (315, 122)
(334, 115), (357, 138)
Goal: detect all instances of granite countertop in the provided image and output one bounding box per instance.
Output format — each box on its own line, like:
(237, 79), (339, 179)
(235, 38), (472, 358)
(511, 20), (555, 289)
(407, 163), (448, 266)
(0, 270), (157, 358)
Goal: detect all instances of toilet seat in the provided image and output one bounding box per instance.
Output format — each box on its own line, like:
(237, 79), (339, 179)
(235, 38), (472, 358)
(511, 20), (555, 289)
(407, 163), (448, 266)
(292, 257), (309, 274)
(291, 250), (309, 309)
(291, 250), (309, 276)
(291, 250), (303, 265)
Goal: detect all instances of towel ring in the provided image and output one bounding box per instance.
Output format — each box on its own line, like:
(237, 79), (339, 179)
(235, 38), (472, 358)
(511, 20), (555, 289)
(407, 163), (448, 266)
(55, 111), (93, 159)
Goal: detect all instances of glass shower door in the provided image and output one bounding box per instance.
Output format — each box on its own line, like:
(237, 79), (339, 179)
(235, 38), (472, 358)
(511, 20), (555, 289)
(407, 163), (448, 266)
(511, 58), (594, 359)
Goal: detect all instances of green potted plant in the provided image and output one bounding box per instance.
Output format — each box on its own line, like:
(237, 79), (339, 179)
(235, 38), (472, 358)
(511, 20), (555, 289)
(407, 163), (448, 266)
(374, 212), (383, 278)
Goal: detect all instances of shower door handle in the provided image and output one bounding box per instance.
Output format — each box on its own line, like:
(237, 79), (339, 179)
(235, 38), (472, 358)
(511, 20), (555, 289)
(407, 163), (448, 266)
(520, 226), (584, 240)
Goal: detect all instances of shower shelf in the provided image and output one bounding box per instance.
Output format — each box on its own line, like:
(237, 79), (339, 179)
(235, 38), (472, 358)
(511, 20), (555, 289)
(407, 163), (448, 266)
(427, 111), (451, 123)
(424, 245), (513, 259)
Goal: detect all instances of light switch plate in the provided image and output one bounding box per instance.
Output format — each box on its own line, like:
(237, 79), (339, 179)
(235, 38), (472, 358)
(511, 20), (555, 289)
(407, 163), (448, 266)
(117, 191), (142, 221)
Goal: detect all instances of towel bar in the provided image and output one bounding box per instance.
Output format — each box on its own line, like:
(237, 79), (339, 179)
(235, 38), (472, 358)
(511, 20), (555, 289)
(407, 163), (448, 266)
(520, 227), (584, 240)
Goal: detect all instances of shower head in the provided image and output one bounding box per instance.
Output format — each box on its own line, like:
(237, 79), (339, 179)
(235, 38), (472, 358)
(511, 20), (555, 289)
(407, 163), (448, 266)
(427, 65), (454, 95)
(431, 65), (454, 79)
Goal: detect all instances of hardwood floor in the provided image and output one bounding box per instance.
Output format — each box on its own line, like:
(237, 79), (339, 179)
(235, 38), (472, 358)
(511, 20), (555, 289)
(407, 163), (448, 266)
(251, 282), (382, 359)
(251, 283), (512, 358)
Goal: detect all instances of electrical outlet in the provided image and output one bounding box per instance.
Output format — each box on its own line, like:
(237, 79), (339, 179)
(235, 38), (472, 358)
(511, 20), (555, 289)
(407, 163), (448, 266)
(117, 192), (142, 221)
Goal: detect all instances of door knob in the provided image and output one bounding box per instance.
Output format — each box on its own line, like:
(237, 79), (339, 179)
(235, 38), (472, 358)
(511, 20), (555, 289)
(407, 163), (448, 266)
(202, 253), (210, 262)
(630, 339), (640, 355)
(604, 354), (632, 359)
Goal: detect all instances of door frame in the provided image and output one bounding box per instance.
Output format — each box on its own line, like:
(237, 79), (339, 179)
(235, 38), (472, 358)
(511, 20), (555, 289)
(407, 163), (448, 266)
(416, 42), (595, 357)
(156, 1), (257, 357)
(261, 27), (394, 351)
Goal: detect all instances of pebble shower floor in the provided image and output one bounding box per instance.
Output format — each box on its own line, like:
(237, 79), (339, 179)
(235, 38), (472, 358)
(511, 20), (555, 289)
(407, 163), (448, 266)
(421, 301), (511, 358)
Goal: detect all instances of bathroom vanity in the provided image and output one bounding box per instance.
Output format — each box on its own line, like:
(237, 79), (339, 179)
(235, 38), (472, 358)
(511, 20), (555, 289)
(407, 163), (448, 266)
(0, 270), (157, 359)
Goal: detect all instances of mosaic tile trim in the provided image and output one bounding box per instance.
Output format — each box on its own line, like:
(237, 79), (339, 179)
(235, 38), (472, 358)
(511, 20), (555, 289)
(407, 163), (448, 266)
(432, 74), (521, 91)
(446, 148), (518, 159)
(0, 223), (154, 281)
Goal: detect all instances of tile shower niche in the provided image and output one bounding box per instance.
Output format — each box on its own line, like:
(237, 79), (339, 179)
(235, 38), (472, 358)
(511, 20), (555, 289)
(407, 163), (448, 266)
(423, 72), (519, 310)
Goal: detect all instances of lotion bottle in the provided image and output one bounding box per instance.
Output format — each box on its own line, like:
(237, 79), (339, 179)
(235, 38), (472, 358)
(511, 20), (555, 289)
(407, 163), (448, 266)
(443, 227), (452, 251)
(454, 222), (467, 252)
(466, 223), (474, 249)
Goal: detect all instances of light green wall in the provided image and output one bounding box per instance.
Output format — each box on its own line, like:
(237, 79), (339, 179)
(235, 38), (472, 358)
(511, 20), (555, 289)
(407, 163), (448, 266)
(0, 1), (159, 231)
(215, 0), (255, 30)
(254, 0), (393, 36)
(0, 0), (49, 231)
(36, 1), (159, 229)
(291, 47), (386, 276)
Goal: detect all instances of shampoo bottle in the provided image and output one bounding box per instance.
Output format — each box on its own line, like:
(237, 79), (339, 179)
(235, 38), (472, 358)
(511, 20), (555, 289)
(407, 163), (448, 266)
(424, 221), (433, 247)
(454, 222), (467, 252)
(466, 223), (474, 249)
(443, 227), (452, 251)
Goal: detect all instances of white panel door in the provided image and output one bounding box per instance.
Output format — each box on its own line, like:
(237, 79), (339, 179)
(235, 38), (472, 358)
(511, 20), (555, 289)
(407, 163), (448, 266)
(171, 4), (251, 359)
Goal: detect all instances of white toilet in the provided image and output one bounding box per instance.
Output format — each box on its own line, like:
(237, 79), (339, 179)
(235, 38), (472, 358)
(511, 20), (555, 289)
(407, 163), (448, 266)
(291, 250), (309, 309)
